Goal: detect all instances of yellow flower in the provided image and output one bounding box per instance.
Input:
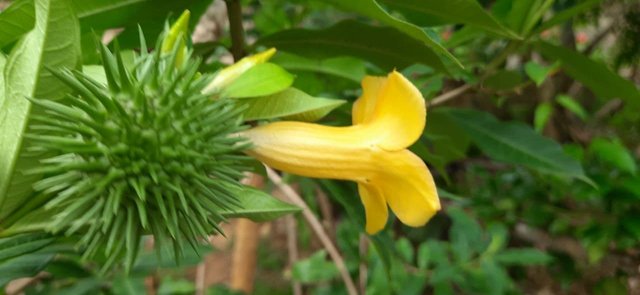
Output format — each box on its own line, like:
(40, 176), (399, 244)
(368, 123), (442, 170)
(241, 71), (441, 234)
(202, 48), (277, 94)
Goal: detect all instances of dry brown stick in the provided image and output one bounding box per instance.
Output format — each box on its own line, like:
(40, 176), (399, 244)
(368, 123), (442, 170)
(266, 167), (359, 295)
(285, 215), (303, 295)
(230, 174), (264, 294)
(429, 84), (473, 107)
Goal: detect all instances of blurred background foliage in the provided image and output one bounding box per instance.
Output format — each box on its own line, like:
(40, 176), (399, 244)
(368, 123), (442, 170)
(1, 0), (639, 294)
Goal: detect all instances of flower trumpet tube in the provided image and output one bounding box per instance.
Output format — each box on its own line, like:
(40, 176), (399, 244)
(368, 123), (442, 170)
(241, 71), (440, 234)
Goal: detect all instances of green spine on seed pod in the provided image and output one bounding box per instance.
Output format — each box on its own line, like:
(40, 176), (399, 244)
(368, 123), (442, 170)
(27, 28), (250, 272)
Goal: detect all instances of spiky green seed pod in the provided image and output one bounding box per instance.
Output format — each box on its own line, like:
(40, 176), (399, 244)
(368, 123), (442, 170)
(26, 33), (250, 271)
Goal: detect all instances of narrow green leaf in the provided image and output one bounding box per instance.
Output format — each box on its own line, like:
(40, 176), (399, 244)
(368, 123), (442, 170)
(378, 0), (519, 39)
(589, 138), (637, 175)
(222, 63), (294, 99)
(324, 0), (462, 69)
(537, 42), (640, 110)
(0, 0), (81, 219)
(0, 233), (54, 262)
(440, 108), (588, 180)
(256, 20), (448, 73)
(238, 88), (345, 122)
(534, 102), (553, 132)
(0, 0), (35, 49)
(556, 94), (588, 120)
(220, 184), (300, 222)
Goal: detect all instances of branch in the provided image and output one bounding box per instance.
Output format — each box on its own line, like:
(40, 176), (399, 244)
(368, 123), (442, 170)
(429, 84), (473, 107)
(266, 167), (359, 295)
(224, 0), (246, 61)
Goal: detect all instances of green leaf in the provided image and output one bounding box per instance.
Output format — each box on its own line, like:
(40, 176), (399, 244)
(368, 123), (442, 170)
(238, 88), (345, 122)
(440, 108), (588, 181)
(483, 70), (524, 91)
(0, 0), (35, 49)
(534, 102), (553, 132)
(0, 233), (54, 262)
(534, 0), (604, 34)
(525, 61), (556, 86)
(292, 250), (340, 283)
(256, 20), (449, 73)
(220, 184), (300, 222)
(501, 0), (553, 35)
(494, 248), (552, 265)
(537, 42), (640, 110)
(82, 64), (107, 85)
(0, 0), (81, 219)
(113, 276), (146, 295)
(448, 207), (484, 262)
(158, 278), (196, 295)
(271, 52), (365, 83)
(0, 252), (55, 287)
(589, 138), (637, 175)
(222, 63), (294, 99)
(324, 0), (461, 70)
(72, 0), (206, 32)
(556, 94), (588, 120)
(378, 0), (519, 39)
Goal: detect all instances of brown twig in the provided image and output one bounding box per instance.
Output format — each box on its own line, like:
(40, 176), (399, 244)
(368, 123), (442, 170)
(266, 167), (359, 295)
(286, 215), (303, 295)
(429, 84), (473, 107)
(230, 174), (264, 294)
(224, 0), (246, 61)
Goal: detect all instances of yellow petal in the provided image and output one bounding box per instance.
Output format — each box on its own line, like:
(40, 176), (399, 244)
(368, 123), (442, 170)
(352, 71), (426, 151)
(241, 122), (374, 181)
(203, 48), (277, 94)
(352, 76), (385, 124)
(358, 183), (388, 234)
(241, 121), (440, 231)
(373, 149), (440, 227)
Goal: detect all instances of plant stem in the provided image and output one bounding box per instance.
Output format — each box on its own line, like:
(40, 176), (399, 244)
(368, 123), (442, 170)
(266, 167), (359, 295)
(225, 0), (246, 61)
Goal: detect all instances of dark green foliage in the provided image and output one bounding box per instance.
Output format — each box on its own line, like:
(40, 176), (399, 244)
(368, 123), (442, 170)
(26, 35), (250, 271)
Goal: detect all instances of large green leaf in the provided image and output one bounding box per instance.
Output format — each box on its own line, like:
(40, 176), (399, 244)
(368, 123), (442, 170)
(439, 108), (588, 181)
(378, 0), (519, 39)
(220, 184), (301, 222)
(0, 233), (57, 288)
(238, 88), (346, 122)
(71, 0), (204, 32)
(0, 252), (55, 287)
(257, 20), (448, 72)
(537, 42), (640, 109)
(0, 0), (35, 49)
(222, 63), (294, 99)
(324, 0), (461, 69)
(271, 53), (366, 83)
(0, 0), (81, 219)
